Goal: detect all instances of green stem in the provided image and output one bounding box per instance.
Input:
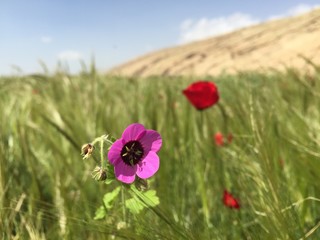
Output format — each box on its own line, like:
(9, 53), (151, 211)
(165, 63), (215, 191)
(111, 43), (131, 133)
(100, 137), (105, 169)
(196, 162), (210, 226)
(197, 111), (210, 225)
(216, 104), (227, 191)
(121, 185), (127, 223)
(217, 103), (228, 133)
(90, 134), (114, 169)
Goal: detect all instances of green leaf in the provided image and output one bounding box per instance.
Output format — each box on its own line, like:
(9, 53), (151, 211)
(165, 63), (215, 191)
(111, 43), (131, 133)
(130, 184), (160, 207)
(104, 178), (113, 185)
(125, 197), (145, 214)
(143, 190), (160, 207)
(125, 187), (160, 214)
(94, 206), (106, 220)
(103, 186), (121, 209)
(106, 164), (116, 180)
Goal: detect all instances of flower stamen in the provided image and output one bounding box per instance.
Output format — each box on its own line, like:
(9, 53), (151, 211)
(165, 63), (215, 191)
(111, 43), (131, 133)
(120, 140), (144, 166)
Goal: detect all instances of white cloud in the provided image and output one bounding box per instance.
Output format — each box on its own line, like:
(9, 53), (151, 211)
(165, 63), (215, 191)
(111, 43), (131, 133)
(40, 36), (53, 43)
(268, 4), (319, 20)
(179, 4), (319, 44)
(287, 3), (319, 16)
(58, 50), (83, 61)
(179, 13), (259, 44)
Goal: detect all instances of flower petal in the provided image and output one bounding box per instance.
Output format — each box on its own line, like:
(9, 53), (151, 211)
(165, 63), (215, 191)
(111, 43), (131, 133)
(136, 151), (159, 179)
(114, 160), (137, 184)
(107, 139), (123, 165)
(122, 123), (146, 142)
(214, 132), (224, 146)
(223, 190), (240, 209)
(139, 130), (162, 153)
(182, 81), (219, 110)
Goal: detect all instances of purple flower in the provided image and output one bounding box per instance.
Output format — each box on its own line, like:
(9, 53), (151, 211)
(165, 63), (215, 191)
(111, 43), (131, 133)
(108, 123), (162, 184)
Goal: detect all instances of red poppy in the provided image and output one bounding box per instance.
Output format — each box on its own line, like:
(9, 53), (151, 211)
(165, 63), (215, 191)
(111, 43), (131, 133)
(214, 132), (233, 146)
(223, 190), (240, 209)
(182, 81), (219, 110)
(215, 132), (224, 146)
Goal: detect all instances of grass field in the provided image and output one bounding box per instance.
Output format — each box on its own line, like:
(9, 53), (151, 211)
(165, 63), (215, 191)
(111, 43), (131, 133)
(1, 64), (320, 239)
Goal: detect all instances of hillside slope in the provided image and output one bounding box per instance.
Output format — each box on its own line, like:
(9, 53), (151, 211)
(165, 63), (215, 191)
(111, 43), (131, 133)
(108, 9), (320, 77)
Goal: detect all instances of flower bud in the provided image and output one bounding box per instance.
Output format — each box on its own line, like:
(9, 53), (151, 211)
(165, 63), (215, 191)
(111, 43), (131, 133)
(91, 166), (107, 181)
(81, 143), (94, 159)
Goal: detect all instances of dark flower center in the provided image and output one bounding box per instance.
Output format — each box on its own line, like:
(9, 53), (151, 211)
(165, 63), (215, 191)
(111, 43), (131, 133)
(121, 141), (144, 166)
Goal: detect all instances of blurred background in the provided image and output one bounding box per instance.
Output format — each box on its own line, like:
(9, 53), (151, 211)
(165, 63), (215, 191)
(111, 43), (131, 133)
(1, 0), (319, 75)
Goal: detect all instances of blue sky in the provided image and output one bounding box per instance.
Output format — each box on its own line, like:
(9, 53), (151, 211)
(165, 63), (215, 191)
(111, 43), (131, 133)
(0, 0), (319, 75)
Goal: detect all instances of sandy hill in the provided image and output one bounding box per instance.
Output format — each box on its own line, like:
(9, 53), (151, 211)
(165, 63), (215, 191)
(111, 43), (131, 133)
(108, 9), (320, 77)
